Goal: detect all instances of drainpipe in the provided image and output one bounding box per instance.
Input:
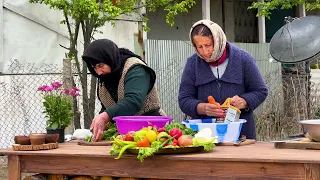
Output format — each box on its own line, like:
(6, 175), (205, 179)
(257, 0), (266, 43)
(202, 0), (210, 20)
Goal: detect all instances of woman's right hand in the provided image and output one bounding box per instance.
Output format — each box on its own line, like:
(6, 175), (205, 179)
(90, 112), (109, 142)
(197, 103), (225, 117)
(205, 103), (225, 117)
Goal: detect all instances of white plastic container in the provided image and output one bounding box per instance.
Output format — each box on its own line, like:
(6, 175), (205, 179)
(182, 119), (247, 143)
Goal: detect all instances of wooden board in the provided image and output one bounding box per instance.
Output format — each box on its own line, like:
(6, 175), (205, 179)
(216, 139), (256, 146)
(12, 143), (58, 151)
(274, 138), (320, 150)
(77, 140), (113, 146)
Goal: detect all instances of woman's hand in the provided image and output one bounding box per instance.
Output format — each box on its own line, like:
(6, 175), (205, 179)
(231, 95), (248, 109)
(205, 103), (225, 117)
(197, 103), (225, 117)
(90, 112), (109, 142)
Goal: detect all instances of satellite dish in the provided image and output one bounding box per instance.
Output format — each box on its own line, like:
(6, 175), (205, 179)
(269, 16), (320, 63)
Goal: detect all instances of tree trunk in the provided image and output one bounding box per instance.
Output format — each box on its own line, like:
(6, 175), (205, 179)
(89, 76), (97, 121)
(72, 77), (81, 129)
(82, 62), (90, 129)
(82, 23), (96, 129)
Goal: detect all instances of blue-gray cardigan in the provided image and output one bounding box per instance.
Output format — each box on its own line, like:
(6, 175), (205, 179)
(178, 42), (268, 139)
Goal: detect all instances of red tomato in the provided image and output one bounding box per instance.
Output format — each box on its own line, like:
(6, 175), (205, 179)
(124, 131), (135, 141)
(136, 137), (150, 147)
(124, 134), (134, 141)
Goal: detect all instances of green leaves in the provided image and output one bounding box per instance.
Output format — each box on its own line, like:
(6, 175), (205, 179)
(29, 0), (196, 32)
(248, 0), (320, 19)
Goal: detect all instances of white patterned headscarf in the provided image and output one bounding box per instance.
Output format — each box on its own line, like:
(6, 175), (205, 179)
(189, 20), (227, 62)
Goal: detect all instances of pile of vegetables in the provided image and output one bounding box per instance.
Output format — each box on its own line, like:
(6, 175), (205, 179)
(110, 121), (217, 162)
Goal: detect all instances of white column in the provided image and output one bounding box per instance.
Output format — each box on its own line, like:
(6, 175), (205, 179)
(257, 0), (266, 43)
(202, 0), (210, 20)
(298, 4), (306, 17)
(0, 0), (3, 72)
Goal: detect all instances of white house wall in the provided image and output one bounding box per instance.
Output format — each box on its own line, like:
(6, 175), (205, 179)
(2, 0), (140, 73)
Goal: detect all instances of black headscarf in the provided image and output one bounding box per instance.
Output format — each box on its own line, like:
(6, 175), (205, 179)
(82, 39), (149, 100)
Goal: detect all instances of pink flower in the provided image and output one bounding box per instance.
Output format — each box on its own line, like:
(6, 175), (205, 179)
(72, 86), (80, 91)
(51, 82), (63, 89)
(44, 86), (54, 92)
(61, 89), (70, 94)
(37, 85), (48, 92)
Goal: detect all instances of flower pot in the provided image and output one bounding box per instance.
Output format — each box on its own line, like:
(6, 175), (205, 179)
(46, 128), (65, 143)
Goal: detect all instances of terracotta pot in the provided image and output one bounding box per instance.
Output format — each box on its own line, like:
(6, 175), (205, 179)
(29, 133), (46, 145)
(45, 134), (59, 143)
(16, 136), (31, 145)
(47, 128), (65, 143)
(14, 135), (26, 144)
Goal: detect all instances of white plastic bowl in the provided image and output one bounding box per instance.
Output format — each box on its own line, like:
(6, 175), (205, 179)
(182, 119), (247, 143)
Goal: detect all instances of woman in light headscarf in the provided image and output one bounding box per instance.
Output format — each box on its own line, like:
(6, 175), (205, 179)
(178, 20), (268, 139)
(82, 39), (165, 142)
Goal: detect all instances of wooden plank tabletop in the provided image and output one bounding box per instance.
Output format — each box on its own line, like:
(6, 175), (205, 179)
(1, 142), (320, 164)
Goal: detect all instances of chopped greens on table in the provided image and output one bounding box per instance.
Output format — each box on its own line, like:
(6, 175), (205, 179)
(109, 121), (217, 162)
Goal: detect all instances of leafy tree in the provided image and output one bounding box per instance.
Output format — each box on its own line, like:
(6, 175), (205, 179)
(29, 0), (196, 129)
(249, 0), (320, 18)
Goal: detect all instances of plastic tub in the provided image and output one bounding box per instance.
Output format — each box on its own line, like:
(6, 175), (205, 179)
(182, 119), (247, 143)
(113, 116), (173, 134)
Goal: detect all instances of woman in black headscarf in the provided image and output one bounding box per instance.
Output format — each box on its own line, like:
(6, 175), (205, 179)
(82, 39), (165, 141)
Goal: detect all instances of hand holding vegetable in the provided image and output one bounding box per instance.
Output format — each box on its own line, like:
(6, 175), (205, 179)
(205, 103), (225, 117)
(206, 96), (225, 117)
(230, 95), (248, 109)
(90, 112), (109, 142)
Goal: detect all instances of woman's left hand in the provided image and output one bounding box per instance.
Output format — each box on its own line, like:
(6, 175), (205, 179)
(90, 112), (109, 142)
(230, 95), (248, 109)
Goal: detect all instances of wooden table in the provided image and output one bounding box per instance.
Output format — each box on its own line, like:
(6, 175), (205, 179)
(1, 142), (320, 180)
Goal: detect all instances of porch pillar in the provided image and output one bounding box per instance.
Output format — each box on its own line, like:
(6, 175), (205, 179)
(257, 0), (266, 43)
(0, 0), (3, 72)
(202, 0), (210, 20)
(298, 4), (306, 17)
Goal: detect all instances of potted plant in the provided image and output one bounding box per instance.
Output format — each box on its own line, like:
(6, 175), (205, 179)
(38, 81), (80, 143)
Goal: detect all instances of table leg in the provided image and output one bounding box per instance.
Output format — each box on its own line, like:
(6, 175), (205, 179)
(8, 155), (21, 180)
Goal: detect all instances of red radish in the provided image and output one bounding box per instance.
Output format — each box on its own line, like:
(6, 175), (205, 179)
(169, 128), (183, 139)
(172, 138), (178, 146)
(158, 127), (165, 133)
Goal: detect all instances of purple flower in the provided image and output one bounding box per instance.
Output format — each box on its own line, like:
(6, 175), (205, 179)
(38, 85), (53, 92)
(61, 89), (70, 94)
(72, 86), (80, 92)
(51, 82), (63, 89)
(44, 86), (54, 92)
(37, 85), (47, 92)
